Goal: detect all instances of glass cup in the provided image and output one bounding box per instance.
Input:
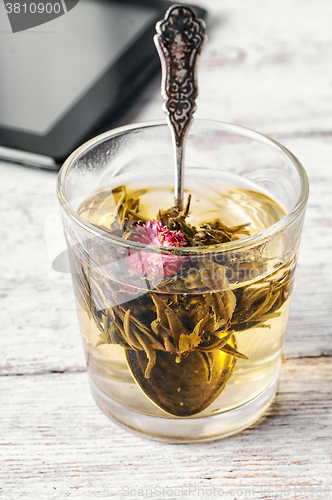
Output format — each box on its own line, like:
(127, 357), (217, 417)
(57, 120), (308, 443)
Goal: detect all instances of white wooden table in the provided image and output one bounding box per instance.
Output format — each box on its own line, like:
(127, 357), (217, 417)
(1, 0), (332, 498)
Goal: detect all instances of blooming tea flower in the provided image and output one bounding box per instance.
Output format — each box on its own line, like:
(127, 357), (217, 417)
(128, 220), (187, 277)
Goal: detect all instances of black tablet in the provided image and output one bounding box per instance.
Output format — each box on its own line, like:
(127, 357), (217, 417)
(0, 0), (206, 169)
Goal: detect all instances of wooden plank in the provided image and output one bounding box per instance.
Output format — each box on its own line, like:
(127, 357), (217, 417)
(124, 0), (332, 138)
(2, 0), (332, 374)
(1, 133), (331, 373)
(1, 358), (331, 498)
(0, 163), (86, 375)
(278, 136), (332, 358)
(1, 0), (332, 496)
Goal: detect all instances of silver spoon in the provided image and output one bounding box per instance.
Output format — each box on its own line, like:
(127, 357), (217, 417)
(154, 4), (207, 209)
(125, 6), (237, 418)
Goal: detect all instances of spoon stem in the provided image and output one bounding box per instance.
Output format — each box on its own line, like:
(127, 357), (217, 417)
(174, 142), (185, 209)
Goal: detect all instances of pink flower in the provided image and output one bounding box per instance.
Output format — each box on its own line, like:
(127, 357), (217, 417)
(128, 220), (187, 278)
(130, 220), (187, 247)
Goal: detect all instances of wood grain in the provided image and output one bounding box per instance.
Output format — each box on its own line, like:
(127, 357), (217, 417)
(1, 0), (332, 497)
(126, 0), (332, 137)
(1, 359), (331, 498)
(1, 134), (331, 374)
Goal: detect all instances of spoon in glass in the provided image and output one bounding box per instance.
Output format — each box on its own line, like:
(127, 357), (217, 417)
(125, 6), (238, 418)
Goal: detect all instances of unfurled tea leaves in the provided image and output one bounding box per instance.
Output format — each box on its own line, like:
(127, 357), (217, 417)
(70, 185), (294, 416)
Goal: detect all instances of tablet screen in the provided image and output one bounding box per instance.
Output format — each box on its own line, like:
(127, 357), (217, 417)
(0, 0), (158, 136)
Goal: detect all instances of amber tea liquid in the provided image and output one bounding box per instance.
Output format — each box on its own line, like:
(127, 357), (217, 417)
(71, 175), (295, 421)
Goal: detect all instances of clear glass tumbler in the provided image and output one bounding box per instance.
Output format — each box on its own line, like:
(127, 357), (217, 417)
(57, 120), (308, 442)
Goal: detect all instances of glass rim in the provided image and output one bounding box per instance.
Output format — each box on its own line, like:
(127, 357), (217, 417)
(57, 119), (309, 256)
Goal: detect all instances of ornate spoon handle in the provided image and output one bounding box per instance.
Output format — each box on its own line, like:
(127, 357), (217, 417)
(154, 4), (207, 209)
